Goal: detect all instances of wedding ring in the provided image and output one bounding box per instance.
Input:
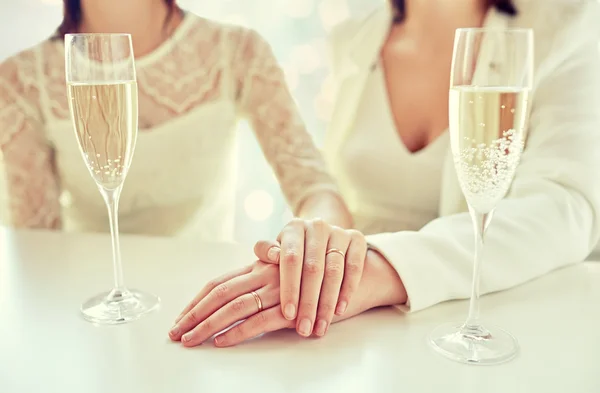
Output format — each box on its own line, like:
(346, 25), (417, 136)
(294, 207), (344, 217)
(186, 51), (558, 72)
(250, 291), (263, 312)
(326, 248), (345, 258)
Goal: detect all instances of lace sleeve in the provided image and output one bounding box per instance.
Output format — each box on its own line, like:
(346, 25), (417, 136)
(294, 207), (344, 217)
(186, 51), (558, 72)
(0, 56), (61, 229)
(232, 28), (340, 211)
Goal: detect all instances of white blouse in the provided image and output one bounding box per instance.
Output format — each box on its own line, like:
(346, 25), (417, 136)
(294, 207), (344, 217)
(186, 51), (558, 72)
(326, 0), (600, 312)
(0, 12), (338, 240)
(336, 62), (448, 235)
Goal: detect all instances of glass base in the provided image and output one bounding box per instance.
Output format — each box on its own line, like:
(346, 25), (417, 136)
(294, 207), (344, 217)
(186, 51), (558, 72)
(429, 322), (519, 365)
(81, 288), (160, 325)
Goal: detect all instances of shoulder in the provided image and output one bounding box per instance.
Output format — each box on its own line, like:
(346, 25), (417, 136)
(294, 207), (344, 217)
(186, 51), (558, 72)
(327, 4), (390, 69)
(329, 3), (390, 42)
(514, 2), (600, 145)
(184, 12), (270, 54)
(327, 17), (359, 67)
(0, 40), (57, 120)
(1, 39), (58, 83)
(513, 0), (598, 29)
(329, 15), (367, 47)
(0, 43), (46, 104)
(222, 23), (272, 58)
(1, 46), (38, 87)
(512, 0), (600, 67)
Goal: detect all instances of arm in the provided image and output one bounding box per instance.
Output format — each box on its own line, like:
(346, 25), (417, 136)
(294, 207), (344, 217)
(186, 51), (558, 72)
(232, 28), (352, 228)
(296, 192), (351, 229)
(0, 58), (62, 229)
(366, 25), (600, 312)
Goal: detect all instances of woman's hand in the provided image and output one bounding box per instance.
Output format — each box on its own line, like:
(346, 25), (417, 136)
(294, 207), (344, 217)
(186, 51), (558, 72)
(253, 218), (368, 338)
(168, 249), (407, 347)
(168, 260), (378, 347)
(169, 262), (293, 347)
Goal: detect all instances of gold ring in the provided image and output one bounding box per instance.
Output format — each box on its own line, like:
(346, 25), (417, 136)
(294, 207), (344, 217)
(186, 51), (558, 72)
(250, 291), (263, 312)
(326, 248), (346, 258)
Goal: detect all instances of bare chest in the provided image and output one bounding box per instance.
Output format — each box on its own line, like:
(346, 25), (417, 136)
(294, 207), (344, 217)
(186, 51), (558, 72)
(379, 37), (453, 153)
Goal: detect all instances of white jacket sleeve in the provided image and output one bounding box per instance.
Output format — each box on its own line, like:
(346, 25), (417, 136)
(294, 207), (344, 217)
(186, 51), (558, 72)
(366, 16), (600, 312)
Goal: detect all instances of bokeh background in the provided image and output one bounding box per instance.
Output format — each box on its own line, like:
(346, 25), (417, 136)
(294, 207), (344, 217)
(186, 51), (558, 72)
(0, 0), (381, 245)
(3, 0), (598, 245)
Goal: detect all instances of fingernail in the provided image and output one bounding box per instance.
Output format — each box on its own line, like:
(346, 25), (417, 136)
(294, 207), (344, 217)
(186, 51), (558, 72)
(336, 301), (348, 315)
(182, 333), (192, 343)
(267, 246), (280, 262)
(298, 318), (312, 337)
(169, 325), (180, 337)
(315, 320), (328, 337)
(214, 336), (225, 346)
(284, 303), (296, 320)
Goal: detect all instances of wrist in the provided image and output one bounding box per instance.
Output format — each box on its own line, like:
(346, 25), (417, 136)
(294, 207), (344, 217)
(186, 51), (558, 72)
(297, 192), (353, 229)
(362, 249), (408, 309)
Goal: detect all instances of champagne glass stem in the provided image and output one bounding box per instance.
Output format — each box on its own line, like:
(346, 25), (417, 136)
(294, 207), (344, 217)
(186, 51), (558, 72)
(100, 187), (125, 292)
(465, 206), (494, 329)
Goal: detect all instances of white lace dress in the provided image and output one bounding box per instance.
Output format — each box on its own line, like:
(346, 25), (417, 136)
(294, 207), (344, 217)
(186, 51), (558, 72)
(0, 12), (338, 240)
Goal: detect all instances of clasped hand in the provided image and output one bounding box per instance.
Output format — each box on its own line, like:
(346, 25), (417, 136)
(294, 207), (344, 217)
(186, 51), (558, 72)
(169, 218), (386, 347)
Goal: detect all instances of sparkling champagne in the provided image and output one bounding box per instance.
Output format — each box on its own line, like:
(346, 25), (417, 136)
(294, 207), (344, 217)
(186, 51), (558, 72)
(67, 81), (138, 190)
(449, 86), (530, 213)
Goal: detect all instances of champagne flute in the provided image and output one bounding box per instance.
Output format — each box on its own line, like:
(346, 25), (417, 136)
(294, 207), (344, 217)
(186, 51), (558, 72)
(65, 34), (160, 324)
(429, 28), (533, 364)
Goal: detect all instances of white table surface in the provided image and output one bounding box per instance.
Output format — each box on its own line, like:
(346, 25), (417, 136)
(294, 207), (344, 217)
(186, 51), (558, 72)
(0, 228), (598, 393)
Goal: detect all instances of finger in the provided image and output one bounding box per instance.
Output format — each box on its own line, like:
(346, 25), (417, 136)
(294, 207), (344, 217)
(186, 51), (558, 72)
(174, 265), (252, 324)
(296, 218), (330, 337)
(170, 272), (260, 341)
(278, 219), (306, 321)
(314, 227), (350, 337)
(213, 306), (294, 348)
(336, 230), (367, 316)
(181, 287), (277, 347)
(253, 240), (281, 264)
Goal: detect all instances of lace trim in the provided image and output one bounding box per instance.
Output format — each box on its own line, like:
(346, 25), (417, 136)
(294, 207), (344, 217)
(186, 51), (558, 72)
(0, 14), (339, 230)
